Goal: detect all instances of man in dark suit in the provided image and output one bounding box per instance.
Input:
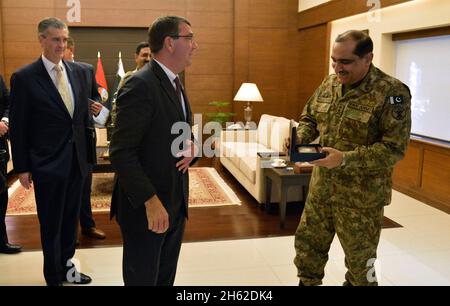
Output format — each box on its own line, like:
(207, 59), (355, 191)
(110, 16), (198, 286)
(0, 74), (22, 254)
(9, 17), (92, 286)
(64, 37), (107, 241)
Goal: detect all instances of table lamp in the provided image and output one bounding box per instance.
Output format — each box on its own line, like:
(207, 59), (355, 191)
(233, 83), (264, 128)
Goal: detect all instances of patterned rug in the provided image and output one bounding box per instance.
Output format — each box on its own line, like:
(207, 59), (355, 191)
(6, 167), (241, 216)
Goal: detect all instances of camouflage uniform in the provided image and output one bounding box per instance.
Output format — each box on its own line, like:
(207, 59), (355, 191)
(294, 65), (411, 286)
(107, 70), (136, 138)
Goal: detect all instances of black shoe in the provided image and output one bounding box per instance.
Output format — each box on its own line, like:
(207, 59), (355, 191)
(63, 271), (92, 285)
(46, 282), (63, 286)
(0, 243), (22, 254)
(81, 227), (106, 239)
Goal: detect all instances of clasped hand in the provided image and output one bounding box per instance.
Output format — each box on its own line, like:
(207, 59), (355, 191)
(283, 137), (343, 169)
(309, 147), (343, 169)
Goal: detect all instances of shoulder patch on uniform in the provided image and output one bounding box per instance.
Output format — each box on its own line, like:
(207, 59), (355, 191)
(388, 95), (407, 120)
(389, 96), (404, 105)
(392, 104), (406, 120)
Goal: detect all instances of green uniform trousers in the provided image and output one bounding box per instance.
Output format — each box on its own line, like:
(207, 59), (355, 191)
(294, 195), (384, 286)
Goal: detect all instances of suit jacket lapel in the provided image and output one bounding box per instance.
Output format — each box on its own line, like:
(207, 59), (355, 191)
(34, 58), (72, 118)
(151, 61), (186, 122)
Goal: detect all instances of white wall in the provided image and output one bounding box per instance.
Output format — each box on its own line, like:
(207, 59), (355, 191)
(329, 0), (450, 75)
(298, 0), (330, 12)
(394, 35), (450, 141)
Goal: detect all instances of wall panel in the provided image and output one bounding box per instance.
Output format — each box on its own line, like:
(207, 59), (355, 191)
(3, 24), (37, 42)
(393, 143), (421, 189)
(0, 2), (4, 75)
(2, 0), (302, 126)
(296, 23), (329, 116)
(234, 0), (301, 123)
(394, 139), (450, 214)
(249, 0), (290, 28)
(422, 150), (450, 206)
(1, 0), (235, 119)
(53, 0), (183, 11)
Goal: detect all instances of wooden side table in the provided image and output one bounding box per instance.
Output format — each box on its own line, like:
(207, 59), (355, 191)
(93, 146), (114, 173)
(264, 163), (311, 228)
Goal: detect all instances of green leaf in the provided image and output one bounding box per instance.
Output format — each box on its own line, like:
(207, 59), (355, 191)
(208, 101), (231, 107)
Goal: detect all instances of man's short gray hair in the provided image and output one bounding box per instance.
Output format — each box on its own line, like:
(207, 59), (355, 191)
(38, 17), (68, 36)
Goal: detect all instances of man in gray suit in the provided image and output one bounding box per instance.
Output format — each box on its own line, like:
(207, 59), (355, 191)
(110, 16), (198, 286)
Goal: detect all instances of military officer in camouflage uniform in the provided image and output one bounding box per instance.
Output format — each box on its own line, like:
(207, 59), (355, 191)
(107, 42), (151, 134)
(293, 30), (411, 286)
(119, 42), (151, 90)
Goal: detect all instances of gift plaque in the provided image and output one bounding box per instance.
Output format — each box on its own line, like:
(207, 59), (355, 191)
(289, 127), (326, 162)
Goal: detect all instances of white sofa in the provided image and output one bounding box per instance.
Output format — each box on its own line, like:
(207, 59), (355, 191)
(219, 114), (305, 204)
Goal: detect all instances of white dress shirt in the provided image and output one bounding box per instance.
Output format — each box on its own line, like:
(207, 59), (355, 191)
(41, 55), (75, 111)
(153, 59), (187, 119)
(93, 107), (110, 127)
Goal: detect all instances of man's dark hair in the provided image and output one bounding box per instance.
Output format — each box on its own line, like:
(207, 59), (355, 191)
(136, 41), (150, 55)
(148, 16), (191, 54)
(335, 30), (373, 58)
(67, 37), (75, 49)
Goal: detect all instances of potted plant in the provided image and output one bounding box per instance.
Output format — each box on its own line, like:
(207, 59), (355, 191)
(205, 101), (235, 149)
(205, 101), (235, 126)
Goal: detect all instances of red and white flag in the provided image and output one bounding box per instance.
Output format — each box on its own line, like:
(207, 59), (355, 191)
(95, 51), (109, 103)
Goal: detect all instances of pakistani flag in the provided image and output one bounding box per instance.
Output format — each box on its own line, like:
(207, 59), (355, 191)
(106, 52), (126, 140)
(108, 52), (126, 110)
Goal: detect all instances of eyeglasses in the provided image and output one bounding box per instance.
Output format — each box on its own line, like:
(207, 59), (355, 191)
(170, 35), (195, 42)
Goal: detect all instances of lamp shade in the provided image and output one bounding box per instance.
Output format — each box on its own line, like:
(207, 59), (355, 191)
(233, 83), (264, 102)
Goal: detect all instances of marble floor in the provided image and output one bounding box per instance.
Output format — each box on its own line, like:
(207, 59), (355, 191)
(1, 191), (449, 286)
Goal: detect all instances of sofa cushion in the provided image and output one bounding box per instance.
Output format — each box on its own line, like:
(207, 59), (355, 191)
(258, 114), (276, 148)
(270, 117), (291, 152)
(220, 142), (274, 184)
(221, 142), (248, 160)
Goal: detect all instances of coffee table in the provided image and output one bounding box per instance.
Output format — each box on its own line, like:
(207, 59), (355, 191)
(264, 162), (311, 228)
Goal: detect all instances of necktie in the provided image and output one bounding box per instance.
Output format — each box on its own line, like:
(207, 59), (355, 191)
(174, 77), (187, 120)
(54, 65), (74, 117)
